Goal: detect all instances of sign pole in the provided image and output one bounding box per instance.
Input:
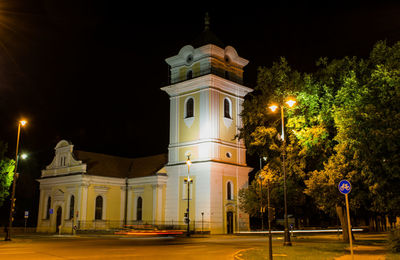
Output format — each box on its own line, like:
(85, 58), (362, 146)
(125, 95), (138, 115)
(339, 180), (354, 260)
(24, 211), (29, 233)
(345, 193), (354, 259)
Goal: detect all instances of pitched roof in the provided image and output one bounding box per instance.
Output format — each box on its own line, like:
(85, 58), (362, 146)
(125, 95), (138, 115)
(191, 12), (224, 49)
(73, 150), (167, 178)
(191, 28), (225, 49)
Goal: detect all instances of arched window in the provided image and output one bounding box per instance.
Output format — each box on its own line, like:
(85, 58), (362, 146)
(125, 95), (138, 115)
(185, 98), (194, 118)
(227, 182), (233, 200)
(69, 195), (75, 219)
(224, 98), (232, 119)
(137, 197), (143, 221)
(46, 196), (51, 219)
(95, 196), (103, 220)
(224, 70), (230, 80)
(187, 70), (193, 80)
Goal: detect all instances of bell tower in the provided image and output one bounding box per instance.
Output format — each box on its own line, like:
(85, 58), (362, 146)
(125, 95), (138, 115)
(161, 15), (252, 234)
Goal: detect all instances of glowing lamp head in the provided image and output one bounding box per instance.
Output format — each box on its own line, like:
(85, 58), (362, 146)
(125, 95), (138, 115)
(20, 153), (28, 160)
(269, 105), (278, 112)
(20, 120), (27, 126)
(285, 99), (296, 108)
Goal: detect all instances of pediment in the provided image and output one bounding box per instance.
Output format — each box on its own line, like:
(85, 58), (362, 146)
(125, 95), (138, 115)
(42, 140), (86, 177)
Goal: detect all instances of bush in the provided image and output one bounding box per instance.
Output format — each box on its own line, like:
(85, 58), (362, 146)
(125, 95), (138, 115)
(390, 229), (400, 253)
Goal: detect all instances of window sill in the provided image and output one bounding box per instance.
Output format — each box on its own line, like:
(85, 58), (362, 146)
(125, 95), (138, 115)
(223, 117), (233, 128)
(184, 117), (194, 128)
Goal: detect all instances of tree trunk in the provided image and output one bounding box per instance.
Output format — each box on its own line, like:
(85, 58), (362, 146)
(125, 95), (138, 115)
(336, 205), (349, 242)
(369, 216), (375, 232)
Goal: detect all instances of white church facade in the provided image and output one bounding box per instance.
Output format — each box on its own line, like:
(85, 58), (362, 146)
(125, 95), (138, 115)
(36, 23), (253, 234)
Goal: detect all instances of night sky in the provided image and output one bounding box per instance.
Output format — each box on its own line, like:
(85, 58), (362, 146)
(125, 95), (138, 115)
(0, 1), (400, 181)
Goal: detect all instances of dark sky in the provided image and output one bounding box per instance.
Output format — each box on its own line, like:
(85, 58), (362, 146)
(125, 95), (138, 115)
(1, 0), (400, 169)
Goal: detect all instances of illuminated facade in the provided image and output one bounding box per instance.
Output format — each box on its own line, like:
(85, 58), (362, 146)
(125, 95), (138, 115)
(37, 26), (252, 234)
(161, 42), (253, 233)
(36, 140), (168, 234)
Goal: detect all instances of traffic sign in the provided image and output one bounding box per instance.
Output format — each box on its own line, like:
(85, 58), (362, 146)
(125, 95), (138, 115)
(24, 211), (29, 219)
(338, 180), (351, 194)
(338, 179), (354, 258)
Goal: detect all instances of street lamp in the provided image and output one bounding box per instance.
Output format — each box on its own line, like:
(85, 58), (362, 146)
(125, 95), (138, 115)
(185, 155), (192, 237)
(5, 119), (27, 241)
(269, 99), (296, 246)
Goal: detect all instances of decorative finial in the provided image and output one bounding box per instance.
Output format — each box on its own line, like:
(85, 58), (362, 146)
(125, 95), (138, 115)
(204, 12), (210, 31)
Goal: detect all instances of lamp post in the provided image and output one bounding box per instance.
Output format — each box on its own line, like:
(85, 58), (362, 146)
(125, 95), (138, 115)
(269, 99), (295, 246)
(259, 175), (264, 231)
(267, 179), (273, 260)
(5, 120), (27, 241)
(185, 155), (192, 237)
(201, 212), (204, 234)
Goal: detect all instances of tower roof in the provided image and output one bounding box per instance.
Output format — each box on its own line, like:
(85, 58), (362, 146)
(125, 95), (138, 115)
(191, 13), (224, 48)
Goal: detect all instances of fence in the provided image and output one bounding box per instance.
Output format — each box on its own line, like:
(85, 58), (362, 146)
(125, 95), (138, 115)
(76, 220), (212, 233)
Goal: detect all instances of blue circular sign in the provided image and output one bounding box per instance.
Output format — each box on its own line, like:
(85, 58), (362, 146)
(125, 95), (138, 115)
(338, 180), (351, 194)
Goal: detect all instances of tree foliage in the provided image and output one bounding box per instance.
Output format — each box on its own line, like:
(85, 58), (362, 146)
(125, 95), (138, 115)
(305, 41), (400, 217)
(239, 58), (309, 221)
(0, 141), (15, 207)
(239, 41), (400, 236)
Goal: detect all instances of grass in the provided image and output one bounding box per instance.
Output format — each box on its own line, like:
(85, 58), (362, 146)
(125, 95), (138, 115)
(386, 252), (400, 260)
(237, 236), (348, 260)
(236, 232), (399, 260)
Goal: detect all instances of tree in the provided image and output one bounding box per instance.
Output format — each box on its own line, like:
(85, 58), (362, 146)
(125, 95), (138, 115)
(304, 41), (400, 238)
(0, 141), (15, 207)
(238, 166), (281, 228)
(239, 41), (400, 241)
(239, 58), (312, 227)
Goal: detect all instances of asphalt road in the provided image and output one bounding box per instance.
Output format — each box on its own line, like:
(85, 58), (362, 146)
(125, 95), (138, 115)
(0, 234), (269, 260)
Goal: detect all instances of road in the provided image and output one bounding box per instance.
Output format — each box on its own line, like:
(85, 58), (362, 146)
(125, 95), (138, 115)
(0, 234), (269, 260)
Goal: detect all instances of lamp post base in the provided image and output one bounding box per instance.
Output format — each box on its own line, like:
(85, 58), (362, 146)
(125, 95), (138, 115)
(4, 226), (11, 241)
(283, 228), (292, 246)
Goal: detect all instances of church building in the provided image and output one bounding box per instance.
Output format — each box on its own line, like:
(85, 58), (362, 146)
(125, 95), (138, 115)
(36, 17), (253, 234)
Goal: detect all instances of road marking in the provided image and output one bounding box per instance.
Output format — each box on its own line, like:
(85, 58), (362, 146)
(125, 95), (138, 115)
(233, 248), (254, 260)
(182, 245), (207, 248)
(118, 236), (175, 240)
(0, 250), (35, 255)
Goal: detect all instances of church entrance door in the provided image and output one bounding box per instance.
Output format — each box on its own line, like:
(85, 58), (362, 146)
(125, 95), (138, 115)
(56, 207), (62, 233)
(227, 212), (233, 234)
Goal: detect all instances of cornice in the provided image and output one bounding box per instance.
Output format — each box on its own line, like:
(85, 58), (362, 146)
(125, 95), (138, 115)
(128, 175), (168, 186)
(168, 138), (246, 149)
(161, 74), (253, 98)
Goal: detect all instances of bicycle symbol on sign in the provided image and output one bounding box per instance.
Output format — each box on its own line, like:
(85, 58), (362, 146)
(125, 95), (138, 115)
(339, 183), (350, 192)
(338, 180), (351, 195)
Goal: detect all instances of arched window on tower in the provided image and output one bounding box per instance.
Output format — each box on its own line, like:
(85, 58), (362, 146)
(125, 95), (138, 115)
(224, 98), (232, 119)
(227, 182), (233, 200)
(187, 70), (193, 80)
(46, 196), (51, 219)
(185, 98), (194, 118)
(69, 195), (75, 219)
(95, 196), (103, 220)
(224, 70), (230, 80)
(137, 197), (143, 221)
